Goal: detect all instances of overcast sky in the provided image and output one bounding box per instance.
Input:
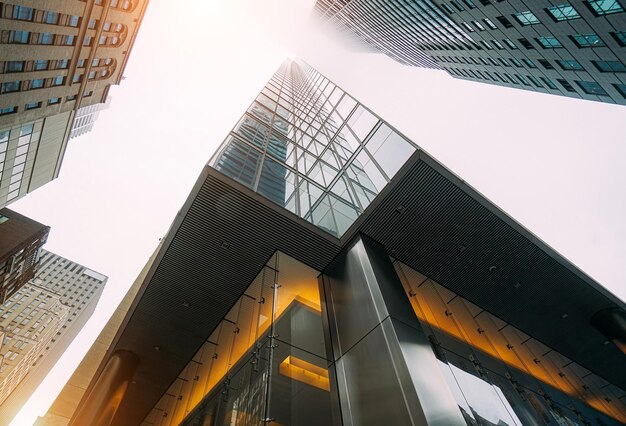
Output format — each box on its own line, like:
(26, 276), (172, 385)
(8, 0), (626, 424)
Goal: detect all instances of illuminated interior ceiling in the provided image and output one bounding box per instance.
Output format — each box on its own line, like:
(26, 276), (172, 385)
(395, 261), (626, 423)
(279, 356), (330, 392)
(101, 150), (626, 425)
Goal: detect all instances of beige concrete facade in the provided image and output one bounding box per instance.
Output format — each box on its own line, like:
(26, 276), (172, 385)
(0, 0), (150, 207)
(0, 0), (150, 129)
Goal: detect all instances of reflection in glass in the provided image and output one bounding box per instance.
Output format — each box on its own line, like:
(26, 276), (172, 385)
(210, 60), (419, 237)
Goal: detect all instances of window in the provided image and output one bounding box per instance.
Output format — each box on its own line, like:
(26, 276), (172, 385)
(613, 84), (626, 97)
(31, 78), (45, 89)
(518, 38), (534, 49)
(12, 6), (33, 21)
(2, 81), (20, 93)
(48, 97), (61, 105)
(88, 19), (97, 29)
(496, 15), (514, 28)
(571, 33), (606, 47)
(576, 80), (609, 95)
(52, 76), (64, 86)
(513, 11), (540, 25)
(611, 31), (626, 46)
(83, 90), (93, 97)
(68, 15), (80, 27)
(39, 33), (54, 45)
(57, 59), (69, 69)
(88, 71), (96, 80)
(536, 36), (562, 48)
(527, 75), (543, 87)
(586, 0), (624, 15)
(546, 4), (581, 20)
(557, 60), (584, 70)
(43, 11), (59, 24)
(72, 74), (81, 83)
(463, 0), (477, 8)
(83, 36), (93, 46)
(92, 58), (100, 67)
(503, 39), (518, 49)
(10, 31), (30, 44)
(0, 107), (17, 116)
(483, 18), (497, 29)
(509, 58), (522, 67)
(34, 60), (49, 70)
(540, 77), (558, 89)
(66, 95), (77, 101)
(99, 36), (107, 45)
(4, 61), (25, 73)
(103, 21), (112, 31)
(538, 59), (554, 69)
(25, 102), (41, 110)
(64, 35), (75, 46)
(557, 78), (577, 92)
(592, 60), (626, 72)
(522, 59), (537, 68)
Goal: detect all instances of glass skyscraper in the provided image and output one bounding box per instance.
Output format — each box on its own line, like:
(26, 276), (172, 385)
(62, 60), (626, 426)
(212, 61), (416, 237)
(314, 0), (626, 105)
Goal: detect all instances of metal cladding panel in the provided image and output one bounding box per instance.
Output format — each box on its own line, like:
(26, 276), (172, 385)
(359, 156), (626, 389)
(110, 171), (340, 426)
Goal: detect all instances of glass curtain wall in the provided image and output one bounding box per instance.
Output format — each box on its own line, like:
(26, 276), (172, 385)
(394, 260), (626, 426)
(143, 252), (339, 426)
(210, 60), (416, 237)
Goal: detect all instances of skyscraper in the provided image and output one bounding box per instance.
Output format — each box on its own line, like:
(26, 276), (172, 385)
(0, 207), (49, 302)
(0, 250), (107, 424)
(0, 0), (150, 207)
(69, 60), (625, 426)
(314, 0), (626, 105)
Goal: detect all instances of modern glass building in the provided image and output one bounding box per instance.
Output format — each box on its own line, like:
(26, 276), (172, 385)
(314, 0), (626, 105)
(67, 61), (626, 426)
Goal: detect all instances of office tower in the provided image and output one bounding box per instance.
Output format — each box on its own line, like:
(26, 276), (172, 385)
(0, 250), (107, 424)
(0, 284), (69, 410)
(0, 208), (49, 302)
(71, 60), (625, 426)
(314, 0), (626, 105)
(36, 243), (162, 426)
(70, 95), (111, 139)
(0, 0), (150, 207)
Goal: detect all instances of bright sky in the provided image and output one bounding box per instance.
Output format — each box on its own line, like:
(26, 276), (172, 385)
(8, 0), (626, 424)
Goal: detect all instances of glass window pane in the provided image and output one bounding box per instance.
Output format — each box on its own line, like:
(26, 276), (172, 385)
(347, 106), (379, 142)
(214, 137), (261, 188)
(366, 129), (415, 178)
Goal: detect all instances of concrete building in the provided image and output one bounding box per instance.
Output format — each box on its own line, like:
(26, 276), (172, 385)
(0, 0), (150, 206)
(0, 284), (69, 410)
(69, 60), (625, 426)
(70, 95), (111, 139)
(314, 0), (626, 105)
(36, 243), (162, 426)
(0, 250), (106, 424)
(0, 207), (49, 302)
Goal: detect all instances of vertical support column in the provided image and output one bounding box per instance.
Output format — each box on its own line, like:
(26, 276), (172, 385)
(319, 234), (465, 426)
(70, 350), (140, 426)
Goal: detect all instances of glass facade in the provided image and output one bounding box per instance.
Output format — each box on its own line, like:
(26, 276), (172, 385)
(394, 260), (626, 426)
(144, 252), (340, 426)
(211, 61), (416, 237)
(314, 0), (626, 104)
